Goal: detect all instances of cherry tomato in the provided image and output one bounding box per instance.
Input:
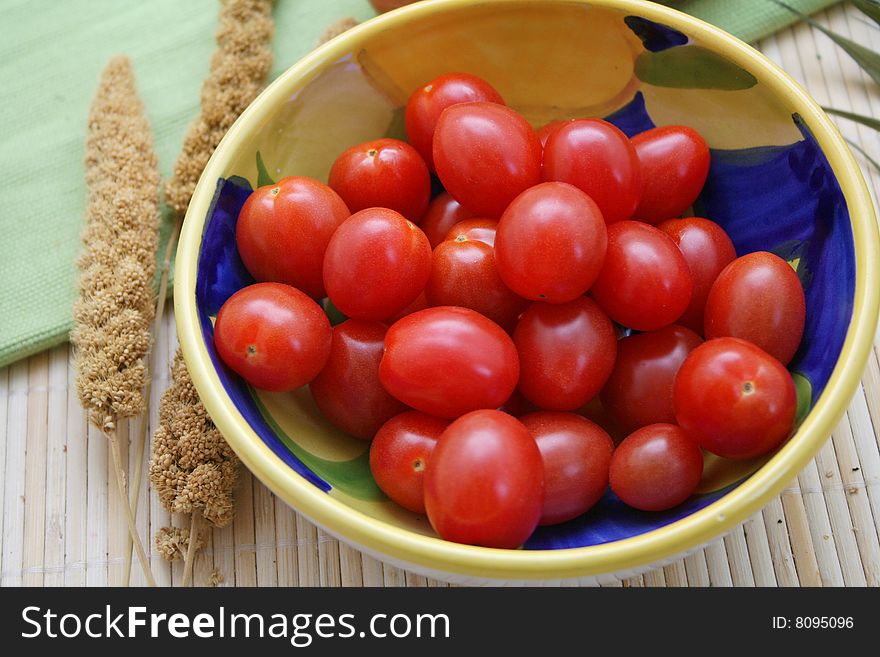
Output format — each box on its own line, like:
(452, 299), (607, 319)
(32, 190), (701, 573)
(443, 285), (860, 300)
(590, 220), (693, 331)
(495, 182), (607, 303)
(514, 297), (617, 410)
(405, 72), (505, 172)
(443, 218), (498, 247)
(600, 325), (702, 435)
(704, 251), (805, 365)
(520, 412), (614, 526)
(369, 411), (449, 514)
(542, 119), (641, 224)
(673, 337), (797, 459)
(424, 410), (544, 548)
(309, 320), (407, 440)
(426, 235), (528, 332)
(537, 119), (573, 149)
(379, 306), (519, 419)
(419, 192), (476, 248)
(323, 207), (431, 321)
(433, 102), (542, 218)
(213, 282), (331, 392)
(235, 177), (350, 299)
(631, 125), (710, 225)
(658, 217), (736, 334)
(609, 424), (704, 511)
(328, 138), (430, 222)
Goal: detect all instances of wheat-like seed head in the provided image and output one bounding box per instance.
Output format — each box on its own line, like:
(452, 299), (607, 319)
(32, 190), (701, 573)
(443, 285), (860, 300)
(72, 55), (159, 426)
(164, 0), (274, 217)
(150, 349), (239, 528)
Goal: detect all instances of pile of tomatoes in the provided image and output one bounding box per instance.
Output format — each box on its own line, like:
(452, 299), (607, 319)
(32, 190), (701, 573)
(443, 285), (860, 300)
(213, 72), (806, 549)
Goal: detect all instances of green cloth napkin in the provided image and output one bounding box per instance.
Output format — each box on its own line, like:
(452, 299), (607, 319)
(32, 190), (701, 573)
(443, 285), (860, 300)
(0, 0), (840, 368)
(668, 0), (839, 44)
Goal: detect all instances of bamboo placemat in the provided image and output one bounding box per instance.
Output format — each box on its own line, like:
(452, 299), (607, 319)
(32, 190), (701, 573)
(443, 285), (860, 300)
(1, 2), (879, 587)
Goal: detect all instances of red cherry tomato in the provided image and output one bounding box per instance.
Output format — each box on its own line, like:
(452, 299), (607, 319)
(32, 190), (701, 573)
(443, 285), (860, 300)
(673, 337), (797, 459)
(591, 220), (693, 331)
(424, 410), (544, 548)
(658, 217), (736, 334)
(323, 207), (431, 321)
(328, 138), (430, 222)
(609, 424), (704, 511)
(601, 325), (703, 435)
(514, 297), (617, 411)
(542, 119), (641, 224)
(704, 251), (806, 365)
(443, 218), (498, 247)
(433, 102), (542, 218)
(235, 177), (350, 299)
(405, 72), (505, 172)
(379, 306), (520, 419)
(309, 320), (408, 440)
(520, 412), (614, 526)
(631, 125), (710, 225)
(495, 182), (607, 303)
(214, 282), (331, 392)
(419, 191), (476, 248)
(369, 411), (449, 514)
(426, 235), (528, 332)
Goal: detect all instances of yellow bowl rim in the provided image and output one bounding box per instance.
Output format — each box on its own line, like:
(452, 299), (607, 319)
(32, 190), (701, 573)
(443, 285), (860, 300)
(175, 0), (880, 580)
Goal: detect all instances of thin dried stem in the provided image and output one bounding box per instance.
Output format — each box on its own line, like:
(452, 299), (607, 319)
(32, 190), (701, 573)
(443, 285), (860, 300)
(107, 427), (156, 587)
(181, 513), (201, 587)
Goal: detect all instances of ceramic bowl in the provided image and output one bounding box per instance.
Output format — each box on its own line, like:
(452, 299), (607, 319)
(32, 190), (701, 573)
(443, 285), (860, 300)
(175, 0), (880, 583)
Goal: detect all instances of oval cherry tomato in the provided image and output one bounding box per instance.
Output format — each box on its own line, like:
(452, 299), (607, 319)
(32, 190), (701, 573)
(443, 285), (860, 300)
(443, 218), (498, 247)
(433, 102), (542, 218)
(658, 217), (736, 334)
(704, 251), (805, 365)
(609, 423), (704, 511)
(323, 207), (431, 321)
(590, 220), (693, 331)
(542, 119), (641, 224)
(309, 320), (408, 440)
(601, 324), (703, 435)
(235, 177), (350, 299)
(405, 72), (505, 172)
(514, 297), (617, 410)
(424, 410), (544, 548)
(328, 138), (430, 222)
(419, 191), (476, 248)
(495, 182), (607, 303)
(214, 282), (331, 392)
(673, 337), (797, 459)
(520, 412), (614, 526)
(379, 306), (519, 419)
(426, 235), (528, 332)
(631, 125), (710, 225)
(369, 411), (449, 514)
